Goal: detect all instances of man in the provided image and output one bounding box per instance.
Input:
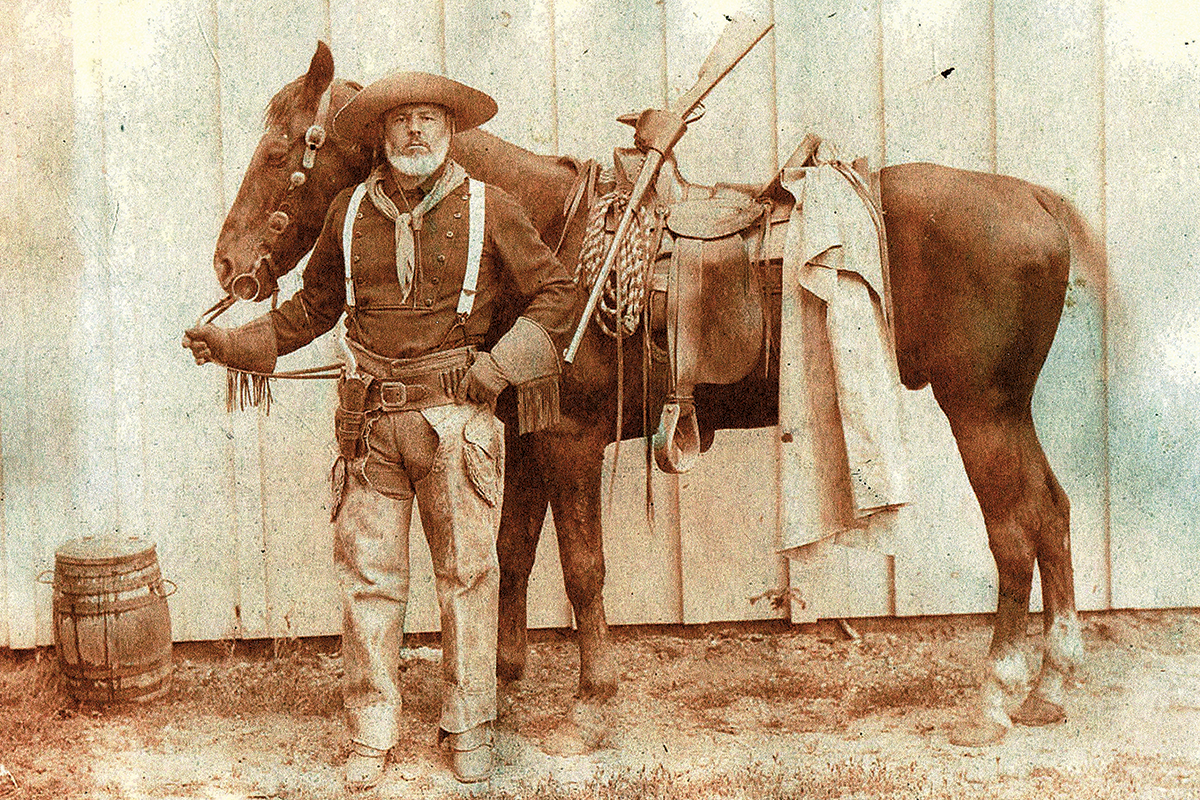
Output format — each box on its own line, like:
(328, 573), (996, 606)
(183, 72), (575, 789)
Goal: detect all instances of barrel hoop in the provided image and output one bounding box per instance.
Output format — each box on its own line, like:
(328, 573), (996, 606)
(60, 658), (172, 681)
(53, 589), (164, 617)
(55, 547), (158, 571)
(53, 568), (163, 596)
(62, 673), (172, 703)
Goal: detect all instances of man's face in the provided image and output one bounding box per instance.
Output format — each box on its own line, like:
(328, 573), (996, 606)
(382, 103), (453, 180)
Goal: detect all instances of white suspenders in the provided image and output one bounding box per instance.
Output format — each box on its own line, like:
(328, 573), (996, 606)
(342, 183), (368, 308)
(342, 177), (485, 320)
(458, 178), (485, 321)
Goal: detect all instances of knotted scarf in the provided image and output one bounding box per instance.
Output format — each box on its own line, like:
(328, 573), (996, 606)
(364, 159), (468, 301)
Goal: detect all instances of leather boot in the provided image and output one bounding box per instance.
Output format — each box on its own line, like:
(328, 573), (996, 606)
(441, 724), (494, 783)
(344, 741), (389, 792)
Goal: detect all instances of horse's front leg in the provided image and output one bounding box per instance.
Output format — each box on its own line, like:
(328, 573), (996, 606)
(496, 426), (549, 684)
(535, 426), (618, 701)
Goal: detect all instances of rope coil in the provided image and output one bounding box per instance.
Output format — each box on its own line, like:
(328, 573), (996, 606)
(575, 190), (655, 338)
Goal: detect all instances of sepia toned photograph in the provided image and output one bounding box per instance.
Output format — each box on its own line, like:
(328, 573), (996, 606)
(1, 0), (1198, 797)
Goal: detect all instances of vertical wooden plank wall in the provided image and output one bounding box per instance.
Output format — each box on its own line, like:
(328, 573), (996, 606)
(666, 0), (777, 186)
(95, 0), (244, 643)
(555, 0), (686, 627)
(773, 0), (894, 623)
(0, 0), (81, 648)
(882, 0), (995, 171)
(216, 0), (338, 640)
(555, 0), (666, 163)
(444, 0), (574, 630)
(1104, 2), (1200, 608)
(445, 0), (558, 153)
(993, 0), (1109, 612)
(774, 0), (885, 166)
(878, 0), (1004, 618)
(333, 0), (445, 83)
(665, 0), (790, 625)
(13, 0), (1200, 645)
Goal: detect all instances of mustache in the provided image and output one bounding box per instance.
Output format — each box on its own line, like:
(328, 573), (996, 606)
(386, 134), (450, 178)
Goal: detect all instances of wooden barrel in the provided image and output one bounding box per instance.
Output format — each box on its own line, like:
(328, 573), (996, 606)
(48, 536), (174, 703)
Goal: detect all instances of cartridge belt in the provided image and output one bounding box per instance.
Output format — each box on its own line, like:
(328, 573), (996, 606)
(347, 340), (476, 413)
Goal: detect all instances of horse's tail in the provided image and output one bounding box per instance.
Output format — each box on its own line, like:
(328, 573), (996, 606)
(1035, 185), (1109, 302)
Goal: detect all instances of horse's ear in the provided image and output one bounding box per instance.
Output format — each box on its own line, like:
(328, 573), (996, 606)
(301, 40), (335, 106)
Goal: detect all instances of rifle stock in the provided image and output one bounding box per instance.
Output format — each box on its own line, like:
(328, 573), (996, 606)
(672, 14), (774, 117)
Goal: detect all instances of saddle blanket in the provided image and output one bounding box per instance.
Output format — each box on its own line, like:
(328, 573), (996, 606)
(778, 162), (909, 557)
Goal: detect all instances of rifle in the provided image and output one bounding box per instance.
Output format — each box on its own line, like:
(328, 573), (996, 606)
(563, 13), (774, 363)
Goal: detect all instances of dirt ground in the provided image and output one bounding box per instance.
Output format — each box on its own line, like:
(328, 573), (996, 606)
(2, 609), (1198, 799)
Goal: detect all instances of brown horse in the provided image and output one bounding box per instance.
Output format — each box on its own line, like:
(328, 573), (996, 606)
(210, 42), (1105, 746)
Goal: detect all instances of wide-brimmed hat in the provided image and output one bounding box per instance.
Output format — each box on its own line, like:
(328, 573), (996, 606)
(333, 72), (497, 145)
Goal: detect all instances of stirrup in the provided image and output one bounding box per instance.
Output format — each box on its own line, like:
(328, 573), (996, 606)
(653, 398), (700, 474)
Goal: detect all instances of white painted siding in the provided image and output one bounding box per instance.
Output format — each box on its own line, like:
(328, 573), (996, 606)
(1, 0), (1195, 647)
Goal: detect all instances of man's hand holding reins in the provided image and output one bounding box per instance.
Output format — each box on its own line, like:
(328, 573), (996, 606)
(182, 324), (232, 366)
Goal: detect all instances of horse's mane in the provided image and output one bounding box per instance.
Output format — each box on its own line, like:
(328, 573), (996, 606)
(264, 77), (362, 130)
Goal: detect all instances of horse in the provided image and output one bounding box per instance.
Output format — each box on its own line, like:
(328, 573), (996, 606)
(209, 42), (1105, 746)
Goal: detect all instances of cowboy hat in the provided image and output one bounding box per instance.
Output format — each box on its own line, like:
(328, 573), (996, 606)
(333, 72), (497, 145)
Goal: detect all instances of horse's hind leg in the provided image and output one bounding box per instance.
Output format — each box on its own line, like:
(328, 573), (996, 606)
(945, 410), (1066, 746)
(1012, 460), (1081, 727)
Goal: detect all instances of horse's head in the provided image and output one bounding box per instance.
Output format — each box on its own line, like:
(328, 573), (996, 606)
(214, 41), (369, 301)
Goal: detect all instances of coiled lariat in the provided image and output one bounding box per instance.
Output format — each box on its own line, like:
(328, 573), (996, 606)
(575, 189), (655, 338)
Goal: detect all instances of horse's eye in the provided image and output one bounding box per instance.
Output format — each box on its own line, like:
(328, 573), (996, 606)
(263, 149), (289, 169)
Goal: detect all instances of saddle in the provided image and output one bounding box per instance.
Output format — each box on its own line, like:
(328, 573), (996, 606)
(602, 147), (780, 473)
(604, 133), (874, 474)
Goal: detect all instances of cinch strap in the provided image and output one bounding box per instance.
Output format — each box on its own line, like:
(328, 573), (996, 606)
(343, 182), (369, 309)
(457, 178), (485, 320)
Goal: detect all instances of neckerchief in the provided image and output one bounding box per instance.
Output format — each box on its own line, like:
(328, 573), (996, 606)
(364, 159), (468, 302)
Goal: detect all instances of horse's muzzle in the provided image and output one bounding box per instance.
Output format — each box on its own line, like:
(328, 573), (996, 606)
(221, 253), (275, 302)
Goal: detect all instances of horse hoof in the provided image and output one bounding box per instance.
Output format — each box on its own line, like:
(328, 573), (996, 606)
(497, 679), (526, 722)
(541, 721), (587, 757)
(1011, 694), (1066, 727)
(543, 701), (608, 755)
(578, 676), (618, 702)
(948, 717), (1009, 747)
(578, 651), (619, 700)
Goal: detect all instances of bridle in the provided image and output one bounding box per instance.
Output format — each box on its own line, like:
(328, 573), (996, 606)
(199, 81), (342, 325)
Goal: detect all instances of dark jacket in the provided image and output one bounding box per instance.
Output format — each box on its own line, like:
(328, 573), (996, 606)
(271, 163), (575, 361)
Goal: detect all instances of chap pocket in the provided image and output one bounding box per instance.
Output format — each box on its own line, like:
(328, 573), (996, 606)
(461, 406), (503, 507)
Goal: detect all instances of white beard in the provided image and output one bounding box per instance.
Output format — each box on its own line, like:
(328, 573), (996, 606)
(385, 136), (451, 181)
